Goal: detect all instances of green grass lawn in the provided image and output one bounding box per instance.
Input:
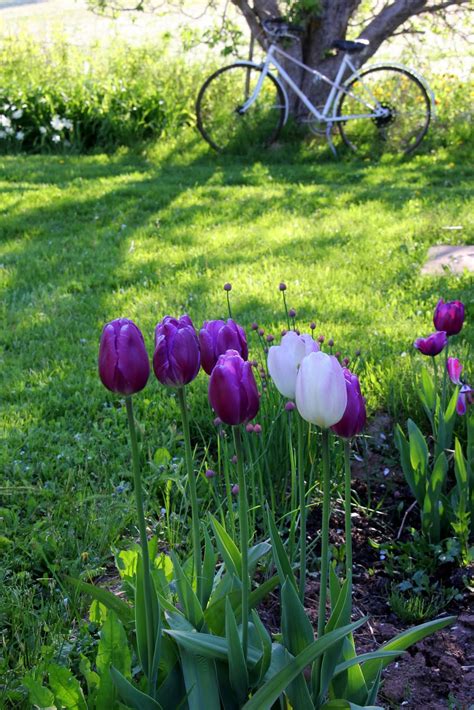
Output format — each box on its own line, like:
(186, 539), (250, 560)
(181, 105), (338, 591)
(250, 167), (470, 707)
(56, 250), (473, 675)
(1, 134), (473, 702)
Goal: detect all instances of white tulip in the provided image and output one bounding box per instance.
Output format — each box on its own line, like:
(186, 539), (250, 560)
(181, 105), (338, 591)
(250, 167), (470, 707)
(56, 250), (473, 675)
(267, 331), (319, 399)
(295, 351), (347, 428)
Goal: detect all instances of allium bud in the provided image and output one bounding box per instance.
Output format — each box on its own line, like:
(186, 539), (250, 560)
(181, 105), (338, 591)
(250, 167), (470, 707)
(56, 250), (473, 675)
(285, 401), (296, 412)
(288, 308), (296, 318)
(205, 469), (216, 479)
(279, 282), (287, 291)
(251, 322), (259, 331)
(223, 282), (232, 292)
(253, 424), (262, 434)
(232, 484), (239, 496)
(328, 338), (334, 348)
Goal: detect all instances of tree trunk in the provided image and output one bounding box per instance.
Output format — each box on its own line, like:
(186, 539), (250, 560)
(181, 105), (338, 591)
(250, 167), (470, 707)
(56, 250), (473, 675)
(230, 0), (468, 118)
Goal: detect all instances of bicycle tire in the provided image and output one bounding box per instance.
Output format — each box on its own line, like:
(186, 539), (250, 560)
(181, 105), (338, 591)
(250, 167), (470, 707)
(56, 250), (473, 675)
(335, 65), (431, 157)
(196, 62), (287, 153)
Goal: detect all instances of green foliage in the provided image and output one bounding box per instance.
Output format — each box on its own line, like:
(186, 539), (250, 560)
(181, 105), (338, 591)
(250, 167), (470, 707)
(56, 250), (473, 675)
(0, 34), (210, 153)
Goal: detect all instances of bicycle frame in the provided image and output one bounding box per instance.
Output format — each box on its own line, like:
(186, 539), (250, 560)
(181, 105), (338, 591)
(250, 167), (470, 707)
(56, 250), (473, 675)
(241, 43), (389, 126)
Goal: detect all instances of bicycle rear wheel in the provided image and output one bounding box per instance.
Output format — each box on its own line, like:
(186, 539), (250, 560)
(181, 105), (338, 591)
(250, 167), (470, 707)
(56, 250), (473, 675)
(336, 65), (431, 157)
(196, 63), (286, 153)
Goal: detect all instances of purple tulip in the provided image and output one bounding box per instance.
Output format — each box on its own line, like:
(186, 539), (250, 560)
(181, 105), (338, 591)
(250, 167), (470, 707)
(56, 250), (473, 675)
(413, 331), (448, 357)
(331, 369), (366, 438)
(456, 384), (472, 416)
(433, 299), (465, 336)
(208, 349), (259, 425)
(98, 318), (150, 395)
(199, 319), (248, 375)
(153, 315), (200, 387)
(447, 357), (463, 385)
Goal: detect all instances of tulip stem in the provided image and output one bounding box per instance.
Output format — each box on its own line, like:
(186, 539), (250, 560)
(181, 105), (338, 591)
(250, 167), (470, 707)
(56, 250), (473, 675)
(344, 439), (353, 594)
(125, 396), (155, 690)
(234, 426), (249, 660)
(441, 340), (449, 416)
(177, 387), (202, 603)
(298, 413), (307, 603)
(317, 428), (331, 640)
(226, 290), (233, 319)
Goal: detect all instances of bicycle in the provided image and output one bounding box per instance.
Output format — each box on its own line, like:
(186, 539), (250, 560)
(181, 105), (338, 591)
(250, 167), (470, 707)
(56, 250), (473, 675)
(196, 17), (434, 157)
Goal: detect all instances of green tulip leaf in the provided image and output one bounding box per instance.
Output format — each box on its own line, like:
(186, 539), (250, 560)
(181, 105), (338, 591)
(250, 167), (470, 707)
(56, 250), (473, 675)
(164, 628), (262, 666)
(407, 419), (429, 475)
(64, 576), (133, 625)
(362, 616), (455, 687)
(225, 597), (249, 703)
(171, 551), (203, 630)
(266, 508), (297, 591)
(210, 517), (242, 578)
(201, 529), (217, 610)
(110, 666), (163, 709)
(242, 618), (367, 710)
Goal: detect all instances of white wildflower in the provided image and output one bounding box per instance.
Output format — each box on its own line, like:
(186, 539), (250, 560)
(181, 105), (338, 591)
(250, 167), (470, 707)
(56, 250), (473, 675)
(0, 115), (12, 128)
(15, 131), (24, 140)
(39, 126), (47, 135)
(51, 115), (64, 131)
(0, 130), (6, 139)
(12, 109), (23, 120)
(52, 133), (61, 143)
(63, 118), (73, 131)
(5, 126), (14, 136)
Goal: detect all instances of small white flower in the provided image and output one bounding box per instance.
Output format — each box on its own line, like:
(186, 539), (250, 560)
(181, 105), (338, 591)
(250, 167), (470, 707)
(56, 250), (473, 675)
(5, 126), (14, 136)
(12, 109), (23, 120)
(0, 130), (6, 139)
(51, 115), (64, 131)
(63, 118), (73, 131)
(15, 131), (24, 140)
(51, 133), (61, 143)
(0, 115), (11, 128)
(39, 126), (47, 135)
(383, 467), (390, 477)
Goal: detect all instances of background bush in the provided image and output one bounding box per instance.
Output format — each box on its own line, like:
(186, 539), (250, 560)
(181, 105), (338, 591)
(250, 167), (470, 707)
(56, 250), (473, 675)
(0, 34), (214, 152)
(0, 32), (472, 154)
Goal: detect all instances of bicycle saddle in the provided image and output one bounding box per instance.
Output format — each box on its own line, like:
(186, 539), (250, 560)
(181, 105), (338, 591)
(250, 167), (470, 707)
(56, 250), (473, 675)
(332, 39), (369, 53)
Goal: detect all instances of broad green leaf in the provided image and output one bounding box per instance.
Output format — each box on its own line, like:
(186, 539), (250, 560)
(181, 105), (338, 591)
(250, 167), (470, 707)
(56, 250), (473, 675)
(64, 576), (133, 625)
(136, 553), (160, 679)
(210, 517), (242, 578)
(281, 578), (314, 655)
(48, 664), (87, 710)
(242, 618), (367, 710)
(225, 597), (249, 704)
(79, 655), (100, 701)
(362, 616), (455, 687)
(250, 610), (272, 686)
(171, 551), (203, 630)
(443, 387), (459, 450)
(164, 629), (262, 666)
(333, 650), (402, 677)
(116, 548), (138, 581)
(329, 634), (368, 705)
(179, 648), (221, 710)
(110, 666), (163, 710)
(266, 508), (297, 591)
(394, 426), (422, 505)
(420, 367), (436, 412)
(407, 419), (428, 476)
(248, 542), (272, 576)
(89, 599), (108, 624)
(425, 451), (448, 542)
(22, 674), (56, 709)
(201, 529), (217, 610)
(319, 579), (351, 702)
(96, 610), (132, 708)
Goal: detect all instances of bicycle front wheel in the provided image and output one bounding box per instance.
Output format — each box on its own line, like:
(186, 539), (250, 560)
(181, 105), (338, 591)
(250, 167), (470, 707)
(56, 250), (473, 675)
(336, 65), (431, 157)
(196, 63), (286, 153)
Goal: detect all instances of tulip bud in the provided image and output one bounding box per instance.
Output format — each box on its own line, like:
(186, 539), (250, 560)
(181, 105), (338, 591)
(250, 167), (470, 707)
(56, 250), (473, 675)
(447, 357), (463, 385)
(331, 369), (366, 438)
(98, 318), (150, 395)
(295, 351), (347, 428)
(433, 298), (465, 336)
(199, 318), (248, 375)
(413, 331), (448, 357)
(456, 384), (472, 416)
(208, 350), (260, 425)
(267, 331), (319, 399)
(153, 315), (201, 387)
